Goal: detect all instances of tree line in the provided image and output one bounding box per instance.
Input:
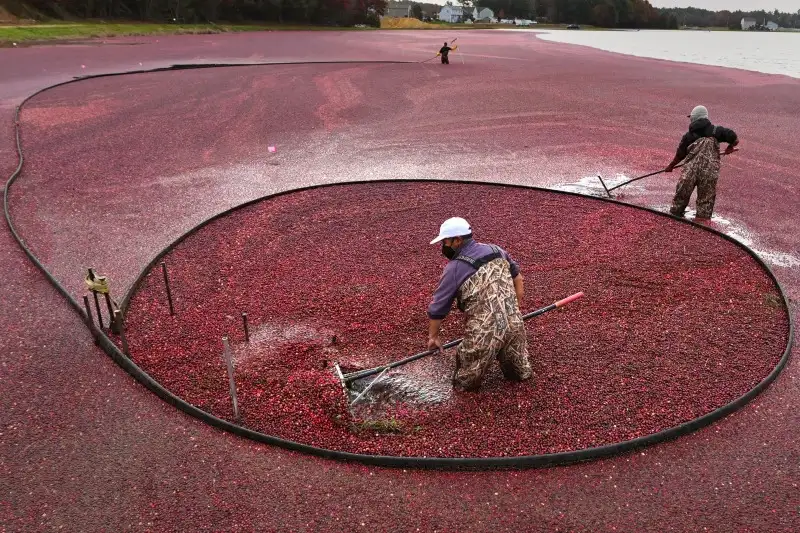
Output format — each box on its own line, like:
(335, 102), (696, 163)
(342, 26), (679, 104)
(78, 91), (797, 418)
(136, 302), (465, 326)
(657, 6), (800, 29)
(470, 1), (800, 29)
(18, 0), (389, 25)
(463, 0), (669, 29)
(13, 0), (800, 29)
(451, 0), (673, 28)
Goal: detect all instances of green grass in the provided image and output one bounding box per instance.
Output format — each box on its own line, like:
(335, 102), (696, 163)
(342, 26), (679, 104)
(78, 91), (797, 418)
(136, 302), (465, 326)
(0, 21), (369, 45)
(1, 19), (622, 45)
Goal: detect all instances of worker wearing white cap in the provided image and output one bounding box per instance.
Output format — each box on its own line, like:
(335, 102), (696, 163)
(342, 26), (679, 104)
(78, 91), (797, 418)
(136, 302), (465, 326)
(665, 105), (739, 219)
(427, 217), (531, 391)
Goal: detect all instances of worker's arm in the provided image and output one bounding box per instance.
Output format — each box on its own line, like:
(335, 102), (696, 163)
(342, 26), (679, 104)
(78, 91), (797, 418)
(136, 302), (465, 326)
(724, 138), (739, 154)
(723, 135), (739, 154)
(664, 154), (682, 172)
(711, 124), (739, 154)
(428, 319), (444, 351)
(513, 274), (524, 307)
(427, 266), (458, 351)
(499, 248), (523, 306)
(665, 133), (690, 172)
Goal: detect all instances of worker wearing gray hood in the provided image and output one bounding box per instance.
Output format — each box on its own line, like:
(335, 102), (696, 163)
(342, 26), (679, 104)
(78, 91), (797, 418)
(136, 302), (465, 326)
(665, 105), (739, 219)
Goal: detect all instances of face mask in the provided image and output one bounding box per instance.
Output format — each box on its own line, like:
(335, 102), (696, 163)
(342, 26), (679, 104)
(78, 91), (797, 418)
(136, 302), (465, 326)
(442, 243), (457, 260)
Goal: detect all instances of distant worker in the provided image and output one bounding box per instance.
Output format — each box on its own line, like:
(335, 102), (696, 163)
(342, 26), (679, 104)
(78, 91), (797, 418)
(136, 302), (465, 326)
(427, 217), (531, 391)
(437, 42), (457, 64)
(665, 105), (739, 219)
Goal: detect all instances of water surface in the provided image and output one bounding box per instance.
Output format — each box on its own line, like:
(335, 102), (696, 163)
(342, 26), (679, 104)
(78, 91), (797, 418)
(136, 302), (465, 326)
(537, 29), (800, 79)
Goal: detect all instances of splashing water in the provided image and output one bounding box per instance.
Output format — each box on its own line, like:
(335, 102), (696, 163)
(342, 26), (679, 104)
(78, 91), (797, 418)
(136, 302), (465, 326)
(548, 174), (633, 197)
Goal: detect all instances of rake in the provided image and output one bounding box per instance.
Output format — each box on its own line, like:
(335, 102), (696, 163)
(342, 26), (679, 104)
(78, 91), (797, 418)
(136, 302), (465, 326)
(334, 291), (584, 402)
(597, 148), (738, 198)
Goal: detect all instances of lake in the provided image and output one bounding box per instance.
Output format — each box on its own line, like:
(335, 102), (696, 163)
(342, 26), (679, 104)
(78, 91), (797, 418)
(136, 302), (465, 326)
(536, 29), (800, 79)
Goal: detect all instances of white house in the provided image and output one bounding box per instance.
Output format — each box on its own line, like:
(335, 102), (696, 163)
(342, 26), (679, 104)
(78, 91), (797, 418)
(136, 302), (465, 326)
(439, 6), (466, 23)
(766, 21), (779, 31)
(472, 7), (495, 22)
(741, 17), (757, 30)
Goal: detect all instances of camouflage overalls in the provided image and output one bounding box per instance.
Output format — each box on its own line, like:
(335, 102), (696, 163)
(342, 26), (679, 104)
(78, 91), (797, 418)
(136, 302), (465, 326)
(670, 136), (721, 219)
(452, 257), (532, 391)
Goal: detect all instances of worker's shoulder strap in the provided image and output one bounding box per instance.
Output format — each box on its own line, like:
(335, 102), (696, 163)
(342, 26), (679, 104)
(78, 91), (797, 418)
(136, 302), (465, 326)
(454, 245), (503, 271)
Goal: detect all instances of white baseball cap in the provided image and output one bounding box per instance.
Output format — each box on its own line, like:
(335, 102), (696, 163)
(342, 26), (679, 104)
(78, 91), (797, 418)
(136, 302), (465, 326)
(430, 217), (472, 244)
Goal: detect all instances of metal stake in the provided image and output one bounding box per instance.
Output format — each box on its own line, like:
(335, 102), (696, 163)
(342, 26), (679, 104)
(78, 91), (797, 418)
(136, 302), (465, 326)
(221, 337), (241, 422)
(597, 174), (612, 198)
(242, 312), (250, 342)
(92, 291), (103, 329)
(113, 310), (130, 355)
(161, 261), (175, 316)
(105, 293), (119, 333)
(87, 268), (104, 329)
(83, 295), (94, 328)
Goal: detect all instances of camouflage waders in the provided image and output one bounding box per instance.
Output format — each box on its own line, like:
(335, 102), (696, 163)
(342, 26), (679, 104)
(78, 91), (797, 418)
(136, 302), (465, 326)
(670, 136), (721, 219)
(452, 258), (531, 391)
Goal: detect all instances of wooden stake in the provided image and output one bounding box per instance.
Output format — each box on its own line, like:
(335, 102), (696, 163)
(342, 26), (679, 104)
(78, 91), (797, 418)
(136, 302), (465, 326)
(161, 261), (175, 316)
(83, 295), (94, 328)
(105, 293), (119, 333)
(93, 291), (103, 329)
(114, 310), (130, 355)
(222, 337), (240, 423)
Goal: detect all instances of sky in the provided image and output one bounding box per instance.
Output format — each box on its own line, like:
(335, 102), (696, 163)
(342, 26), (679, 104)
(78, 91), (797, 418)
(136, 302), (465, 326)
(424, 1), (800, 12)
(649, 0), (800, 12)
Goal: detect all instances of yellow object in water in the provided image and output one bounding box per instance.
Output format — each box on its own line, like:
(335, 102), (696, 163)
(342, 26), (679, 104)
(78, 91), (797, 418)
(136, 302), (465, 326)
(85, 274), (110, 294)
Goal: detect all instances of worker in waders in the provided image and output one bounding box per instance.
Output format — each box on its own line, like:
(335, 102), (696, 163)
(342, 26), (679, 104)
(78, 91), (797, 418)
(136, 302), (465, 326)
(427, 217), (531, 391)
(665, 105), (739, 219)
(437, 42), (457, 64)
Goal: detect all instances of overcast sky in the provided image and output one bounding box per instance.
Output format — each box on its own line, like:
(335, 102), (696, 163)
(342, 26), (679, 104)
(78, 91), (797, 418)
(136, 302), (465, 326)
(649, 0), (799, 12)
(428, 1), (800, 12)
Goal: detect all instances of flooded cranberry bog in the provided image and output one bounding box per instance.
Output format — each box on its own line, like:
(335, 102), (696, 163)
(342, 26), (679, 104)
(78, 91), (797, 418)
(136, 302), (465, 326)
(116, 180), (790, 463)
(5, 29), (800, 530)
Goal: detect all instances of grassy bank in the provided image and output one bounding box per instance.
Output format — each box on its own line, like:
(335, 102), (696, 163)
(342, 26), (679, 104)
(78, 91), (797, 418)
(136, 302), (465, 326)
(0, 18), (611, 46)
(0, 21), (364, 45)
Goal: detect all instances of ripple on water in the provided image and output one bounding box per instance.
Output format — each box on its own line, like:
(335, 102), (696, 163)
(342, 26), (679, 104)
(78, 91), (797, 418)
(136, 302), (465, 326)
(548, 174), (634, 197)
(670, 208), (800, 269)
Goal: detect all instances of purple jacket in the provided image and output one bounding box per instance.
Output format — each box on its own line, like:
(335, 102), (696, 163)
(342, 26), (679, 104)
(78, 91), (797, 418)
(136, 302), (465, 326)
(427, 240), (520, 320)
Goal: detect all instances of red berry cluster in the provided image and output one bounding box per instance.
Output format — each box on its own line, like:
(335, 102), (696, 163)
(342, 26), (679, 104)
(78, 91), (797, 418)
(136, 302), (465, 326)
(122, 182), (788, 457)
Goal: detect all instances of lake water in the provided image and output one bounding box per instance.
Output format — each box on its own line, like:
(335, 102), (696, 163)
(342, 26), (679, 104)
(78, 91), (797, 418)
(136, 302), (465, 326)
(536, 29), (800, 79)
